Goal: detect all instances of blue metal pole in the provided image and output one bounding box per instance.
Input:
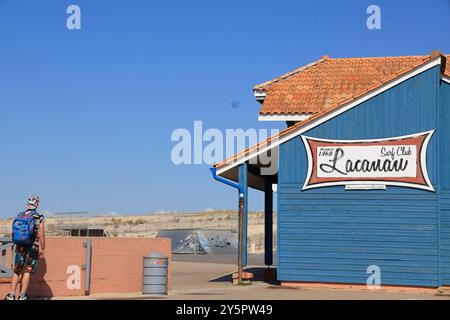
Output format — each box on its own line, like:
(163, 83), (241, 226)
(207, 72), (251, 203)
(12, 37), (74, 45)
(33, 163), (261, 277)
(239, 163), (248, 267)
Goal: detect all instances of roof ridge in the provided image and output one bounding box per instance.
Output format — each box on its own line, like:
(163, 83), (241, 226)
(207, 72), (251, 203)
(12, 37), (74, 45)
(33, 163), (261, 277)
(328, 55), (430, 60)
(253, 58), (327, 91)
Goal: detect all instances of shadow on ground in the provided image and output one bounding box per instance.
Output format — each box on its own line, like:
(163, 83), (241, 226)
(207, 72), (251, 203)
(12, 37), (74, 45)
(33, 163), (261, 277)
(208, 267), (278, 285)
(29, 258), (53, 299)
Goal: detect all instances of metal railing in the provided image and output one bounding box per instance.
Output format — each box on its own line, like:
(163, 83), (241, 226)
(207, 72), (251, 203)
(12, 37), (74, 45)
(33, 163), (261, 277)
(0, 237), (15, 278)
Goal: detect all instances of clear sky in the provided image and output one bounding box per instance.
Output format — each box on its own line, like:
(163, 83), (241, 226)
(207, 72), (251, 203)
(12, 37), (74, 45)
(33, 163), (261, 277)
(0, 0), (449, 217)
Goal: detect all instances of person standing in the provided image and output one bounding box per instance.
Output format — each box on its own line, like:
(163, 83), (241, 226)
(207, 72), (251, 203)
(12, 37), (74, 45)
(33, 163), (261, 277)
(4, 196), (45, 300)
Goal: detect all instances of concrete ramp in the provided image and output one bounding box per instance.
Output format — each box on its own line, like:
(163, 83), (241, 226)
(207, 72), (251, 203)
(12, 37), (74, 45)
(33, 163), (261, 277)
(156, 229), (238, 255)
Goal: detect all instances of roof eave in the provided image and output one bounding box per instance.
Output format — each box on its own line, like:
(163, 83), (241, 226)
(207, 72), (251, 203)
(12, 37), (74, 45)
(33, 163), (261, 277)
(258, 113), (312, 122)
(442, 75), (450, 84)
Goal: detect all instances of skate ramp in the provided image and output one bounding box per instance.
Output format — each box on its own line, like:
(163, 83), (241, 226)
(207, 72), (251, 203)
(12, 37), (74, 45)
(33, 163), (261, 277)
(156, 229), (238, 255)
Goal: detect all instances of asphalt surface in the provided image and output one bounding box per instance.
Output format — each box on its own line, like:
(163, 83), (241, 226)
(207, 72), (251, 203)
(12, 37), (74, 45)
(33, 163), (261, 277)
(52, 259), (450, 300)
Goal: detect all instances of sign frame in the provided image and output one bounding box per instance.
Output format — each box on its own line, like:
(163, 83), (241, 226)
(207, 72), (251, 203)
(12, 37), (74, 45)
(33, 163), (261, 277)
(301, 130), (435, 192)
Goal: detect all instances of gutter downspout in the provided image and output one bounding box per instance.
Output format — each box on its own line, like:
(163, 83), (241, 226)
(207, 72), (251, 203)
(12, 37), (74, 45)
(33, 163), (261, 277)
(83, 239), (92, 295)
(210, 167), (245, 284)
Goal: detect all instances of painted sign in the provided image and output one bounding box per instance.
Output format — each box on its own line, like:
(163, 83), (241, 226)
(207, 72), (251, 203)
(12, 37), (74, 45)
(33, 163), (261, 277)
(301, 130), (435, 191)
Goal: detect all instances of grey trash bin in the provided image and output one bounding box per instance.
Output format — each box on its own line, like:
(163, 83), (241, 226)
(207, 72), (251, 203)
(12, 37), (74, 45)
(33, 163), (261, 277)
(142, 252), (168, 294)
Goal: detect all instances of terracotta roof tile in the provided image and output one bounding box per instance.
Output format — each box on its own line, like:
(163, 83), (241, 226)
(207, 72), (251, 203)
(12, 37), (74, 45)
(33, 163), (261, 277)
(255, 53), (446, 115)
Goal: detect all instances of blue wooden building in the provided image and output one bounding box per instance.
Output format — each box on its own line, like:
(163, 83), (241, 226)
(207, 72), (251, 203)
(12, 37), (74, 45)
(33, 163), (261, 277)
(213, 51), (450, 289)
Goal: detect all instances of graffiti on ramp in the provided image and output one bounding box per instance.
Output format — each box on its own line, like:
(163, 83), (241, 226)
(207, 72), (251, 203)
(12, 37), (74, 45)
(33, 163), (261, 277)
(156, 229), (238, 255)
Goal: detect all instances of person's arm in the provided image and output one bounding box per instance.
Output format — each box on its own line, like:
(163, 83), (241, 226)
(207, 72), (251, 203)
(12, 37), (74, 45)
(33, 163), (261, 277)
(39, 220), (45, 253)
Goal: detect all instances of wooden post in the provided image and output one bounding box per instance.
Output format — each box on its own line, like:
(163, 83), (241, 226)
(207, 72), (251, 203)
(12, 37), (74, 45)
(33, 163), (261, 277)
(238, 195), (244, 283)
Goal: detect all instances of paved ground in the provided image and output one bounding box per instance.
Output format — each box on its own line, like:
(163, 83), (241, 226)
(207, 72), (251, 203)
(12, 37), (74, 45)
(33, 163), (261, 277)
(171, 253), (271, 265)
(52, 258), (450, 300)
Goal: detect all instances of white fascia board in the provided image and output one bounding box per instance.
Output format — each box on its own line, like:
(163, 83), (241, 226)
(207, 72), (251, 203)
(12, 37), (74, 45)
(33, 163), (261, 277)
(254, 91), (266, 101)
(216, 57), (442, 177)
(258, 114), (312, 122)
(442, 76), (450, 84)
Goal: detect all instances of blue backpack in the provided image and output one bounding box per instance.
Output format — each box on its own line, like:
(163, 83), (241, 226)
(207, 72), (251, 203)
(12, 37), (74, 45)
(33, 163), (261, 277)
(12, 211), (37, 246)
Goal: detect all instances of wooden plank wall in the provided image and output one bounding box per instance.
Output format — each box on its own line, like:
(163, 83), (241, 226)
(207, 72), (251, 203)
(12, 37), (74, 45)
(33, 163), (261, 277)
(277, 66), (441, 287)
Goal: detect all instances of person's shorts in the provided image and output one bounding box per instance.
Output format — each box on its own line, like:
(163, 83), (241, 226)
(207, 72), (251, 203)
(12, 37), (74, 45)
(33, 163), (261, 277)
(13, 245), (39, 274)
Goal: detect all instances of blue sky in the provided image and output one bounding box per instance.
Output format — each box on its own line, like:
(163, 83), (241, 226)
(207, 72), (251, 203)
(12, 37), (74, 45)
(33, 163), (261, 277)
(0, 0), (449, 217)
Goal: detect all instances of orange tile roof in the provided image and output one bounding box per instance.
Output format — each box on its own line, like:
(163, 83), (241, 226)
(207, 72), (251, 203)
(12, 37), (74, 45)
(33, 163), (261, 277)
(255, 52), (448, 115)
(216, 51), (448, 170)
